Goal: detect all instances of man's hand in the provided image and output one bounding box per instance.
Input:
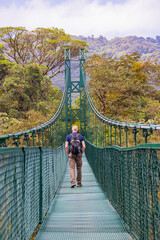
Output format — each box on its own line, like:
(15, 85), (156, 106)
(82, 141), (86, 153)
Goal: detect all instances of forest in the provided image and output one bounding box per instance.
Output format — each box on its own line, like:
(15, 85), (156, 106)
(85, 52), (160, 124)
(74, 34), (160, 59)
(0, 27), (87, 135)
(0, 26), (160, 135)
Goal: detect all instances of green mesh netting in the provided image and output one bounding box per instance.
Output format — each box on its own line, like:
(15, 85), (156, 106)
(0, 146), (68, 240)
(85, 141), (160, 240)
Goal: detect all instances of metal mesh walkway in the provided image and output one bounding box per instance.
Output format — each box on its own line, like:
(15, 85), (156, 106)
(35, 154), (133, 240)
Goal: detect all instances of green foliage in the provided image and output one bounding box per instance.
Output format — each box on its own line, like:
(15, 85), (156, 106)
(52, 34), (160, 91)
(85, 52), (160, 123)
(0, 27), (88, 79)
(0, 64), (62, 134)
(0, 26), (88, 135)
(0, 54), (13, 84)
(1, 110), (52, 136)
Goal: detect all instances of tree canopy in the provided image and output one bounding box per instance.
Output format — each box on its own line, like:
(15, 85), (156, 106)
(0, 64), (62, 135)
(0, 26), (88, 135)
(0, 27), (87, 78)
(85, 52), (160, 123)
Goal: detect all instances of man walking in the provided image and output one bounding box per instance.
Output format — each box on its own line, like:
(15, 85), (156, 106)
(65, 126), (86, 188)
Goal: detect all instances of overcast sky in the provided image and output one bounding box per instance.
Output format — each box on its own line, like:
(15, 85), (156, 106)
(0, 0), (159, 39)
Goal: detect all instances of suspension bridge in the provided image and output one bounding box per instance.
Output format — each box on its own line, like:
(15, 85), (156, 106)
(0, 49), (159, 240)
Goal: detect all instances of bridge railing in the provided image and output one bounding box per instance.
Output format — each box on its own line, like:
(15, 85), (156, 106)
(0, 49), (72, 240)
(0, 145), (68, 240)
(85, 140), (160, 240)
(80, 59), (160, 147)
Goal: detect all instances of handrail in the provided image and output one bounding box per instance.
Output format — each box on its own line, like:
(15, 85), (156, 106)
(85, 139), (160, 239)
(83, 72), (160, 130)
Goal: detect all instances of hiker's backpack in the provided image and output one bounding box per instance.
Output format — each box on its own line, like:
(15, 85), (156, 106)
(69, 134), (81, 154)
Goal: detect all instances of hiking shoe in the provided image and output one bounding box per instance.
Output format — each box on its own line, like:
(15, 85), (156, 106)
(70, 184), (76, 188)
(77, 184), (83, 187)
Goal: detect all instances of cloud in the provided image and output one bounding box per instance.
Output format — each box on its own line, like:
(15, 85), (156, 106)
(0, 0), (160, 39)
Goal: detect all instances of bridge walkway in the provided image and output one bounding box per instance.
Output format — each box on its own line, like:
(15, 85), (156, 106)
(35, 154), (133, 240)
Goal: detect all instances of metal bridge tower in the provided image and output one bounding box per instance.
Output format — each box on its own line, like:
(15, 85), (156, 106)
(65, 49), (86, 135)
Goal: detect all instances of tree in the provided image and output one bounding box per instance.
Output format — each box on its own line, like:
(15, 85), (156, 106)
(85, 52), (160, 123)
(0, 27), (87, 78)
(0, 110), (50, 136)
(0, 52), (13, 85)
(0, 64), (62, 119)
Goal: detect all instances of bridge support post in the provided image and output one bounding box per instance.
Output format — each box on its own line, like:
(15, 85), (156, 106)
(65, 49), (71, 134)
(64, 49), (86, 136)
(79, 49), (86, 136)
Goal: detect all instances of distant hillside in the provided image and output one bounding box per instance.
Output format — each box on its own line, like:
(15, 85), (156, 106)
(52, 35), (160, 89)
(73, 35), (160, 59)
